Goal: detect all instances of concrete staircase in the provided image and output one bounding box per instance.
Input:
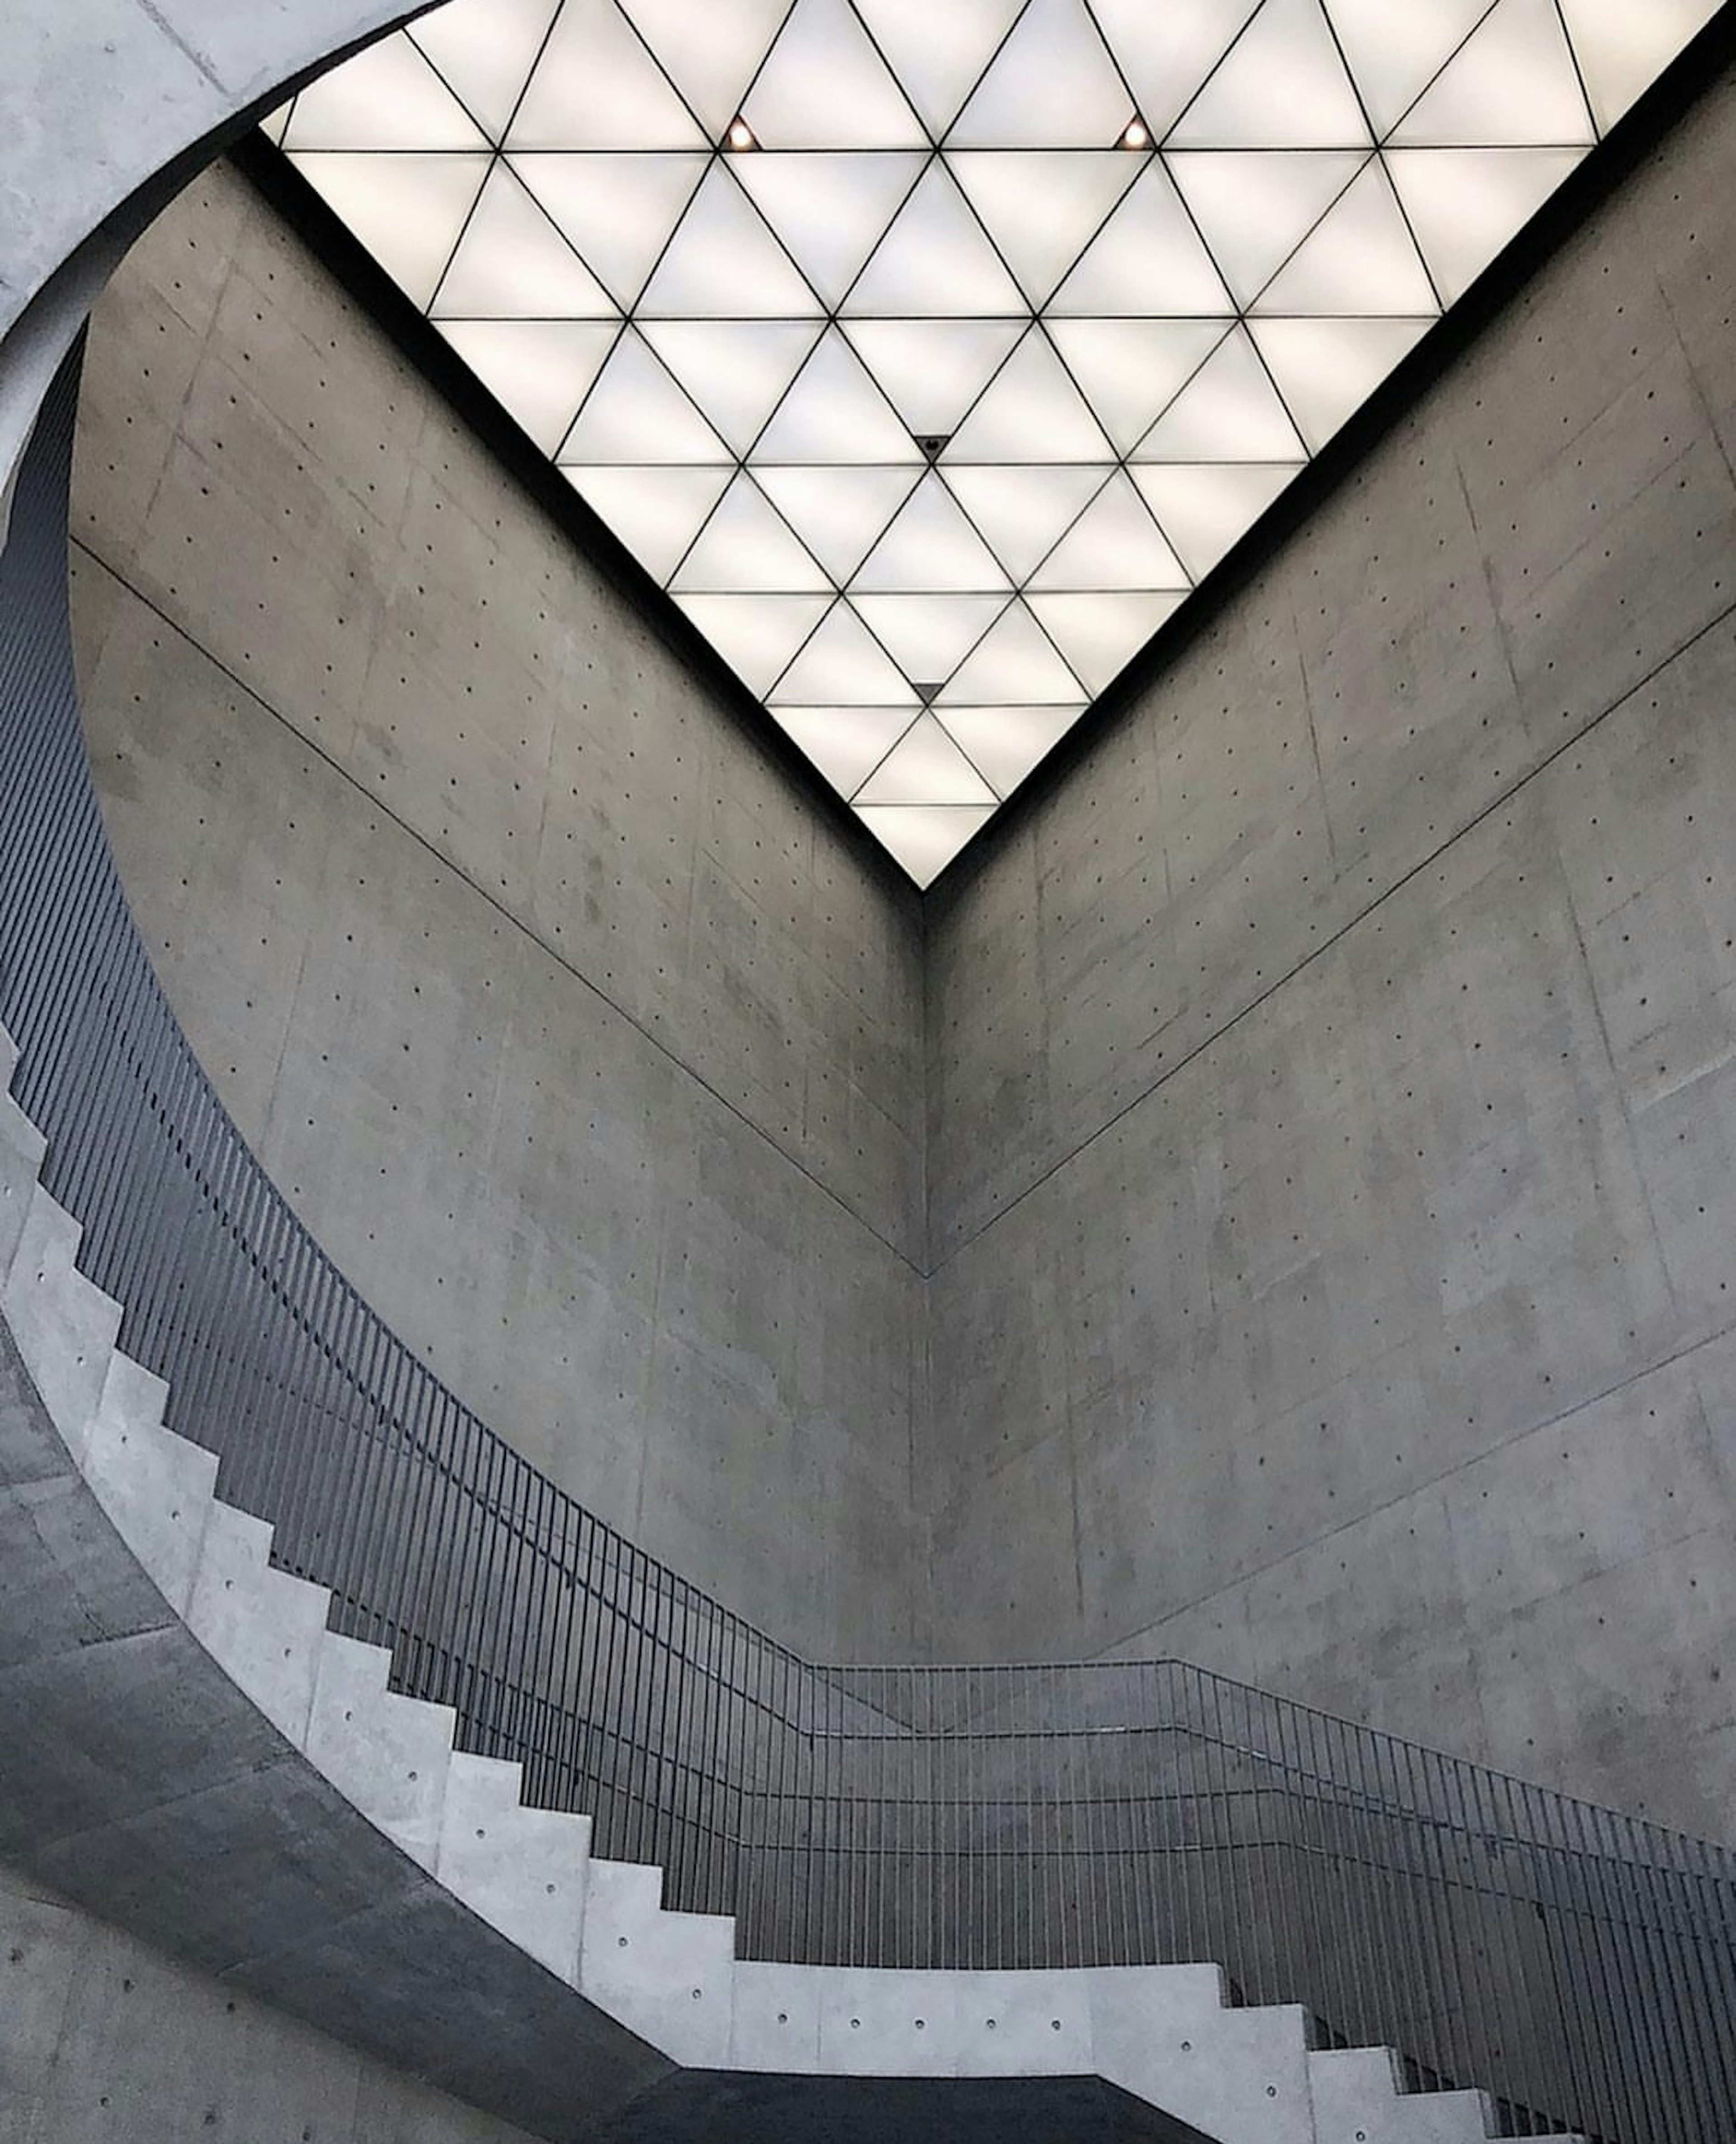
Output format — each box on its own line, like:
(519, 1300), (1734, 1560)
(0, 1024), (1583, 2144)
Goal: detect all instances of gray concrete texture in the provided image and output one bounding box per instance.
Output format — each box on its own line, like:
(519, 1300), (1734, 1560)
(0, 1858), (539, 2144)
(63, 53), (1736, 1846)
(69, 160), (926, 1663)
(924, 71), (1736, 1839)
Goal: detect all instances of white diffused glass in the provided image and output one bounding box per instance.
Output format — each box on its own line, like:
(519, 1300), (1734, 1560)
(743, 0), (926, 148)
(841, 162), (1026, 315)
(643, 319), (823, 455)
(939, 600), (1086, 703)
(1028, 473), (1189, 591)
(288, 153), (490, 309)
(1170, 0), (1372, 147)
(1392, 0), (1594, 146)
(1028, 590), (1184, 692)
(946, 328), (1114, 463)
(852, 805), (996, 884)
(1248, 315), (1432, 449)
(755, 465), (924, 581)
(841, 319), (1026, 435)
(770, 603), (921, 703)
(773, 706), (923, 796)
(433, 163), (616, 318)
(1253, 158), (1439, 313)
(1048, 161), (1236, 316)
(948, 151), (1143, 308)
(438, 318), (619, 452)
(409, 0), (561, 142)
(1132, 461), (1300, 576)
(563, 464), (733, 580)
(951, 0), (1135, 147)
(638, 165), (823, 317)
(671, 474), (831, 590)
(561, 329), (732, 461)
(856, 713), (998, 803)
(754, 331), (924, 464)
(1046, 319), (1229, 454)
(675, 592), (833, 694)
(942, 464), (1110, 583)
(734, 152), (928, 308)
(508, 0), (708, 148)
(1132, 326), (1305, 462)
(283, 35), (490, 151)
(1385, 146), (1582, 305)
(853, 595), (1010, 680)
(510, 152), (708, 309)
(855, 475), (1011, 592)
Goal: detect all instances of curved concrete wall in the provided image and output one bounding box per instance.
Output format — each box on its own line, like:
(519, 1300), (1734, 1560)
(925, 65), (1736, 1840)
(69, 159), (927, 1661)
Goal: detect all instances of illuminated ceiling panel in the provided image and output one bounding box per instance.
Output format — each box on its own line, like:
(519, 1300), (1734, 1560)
(266, 0), (1716, 885)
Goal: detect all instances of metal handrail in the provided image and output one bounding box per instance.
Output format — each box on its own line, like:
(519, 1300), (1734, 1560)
(4, 342), (1734, 2142)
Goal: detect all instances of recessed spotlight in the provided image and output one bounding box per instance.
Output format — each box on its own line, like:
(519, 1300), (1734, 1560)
(1120, 115), (1151, 151)
(915, 433), (950, 463)
(726, 116), (759, 151)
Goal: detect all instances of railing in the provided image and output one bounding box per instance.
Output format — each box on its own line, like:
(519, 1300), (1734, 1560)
(4, 339), (1734, 2144)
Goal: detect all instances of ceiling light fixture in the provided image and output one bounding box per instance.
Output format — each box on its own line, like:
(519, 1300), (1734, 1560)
(726, 116), (758, 151)
(1119, 116), (1151, 151)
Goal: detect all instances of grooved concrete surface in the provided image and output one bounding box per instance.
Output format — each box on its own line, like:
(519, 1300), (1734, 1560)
(924, 71), (1736, 1837)
(69, 161), (927, 1661)
(0, 1860), (537, 2144)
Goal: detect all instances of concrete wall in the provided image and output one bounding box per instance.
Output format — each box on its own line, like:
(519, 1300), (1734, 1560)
(0, 1861), (536, 2144)
(68, 158), (928, 1661)
(924, 69), (1736, 1842)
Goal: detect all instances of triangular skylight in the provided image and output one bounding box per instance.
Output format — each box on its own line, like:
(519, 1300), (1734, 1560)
(269, 0), (1717, 884)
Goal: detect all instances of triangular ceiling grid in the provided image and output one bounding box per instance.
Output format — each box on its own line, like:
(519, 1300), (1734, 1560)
(274, 0), (1703, 884)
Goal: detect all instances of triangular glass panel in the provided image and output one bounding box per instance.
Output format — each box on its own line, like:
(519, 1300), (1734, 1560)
(642, 320), (824, 456)
(1085, 0), (1264, 138)
(769, 603), (920, 704)
(753, 330), (925, 464)
(856, 713), (998, 804)
(1047, 159), (1235, 316)
(1132, 326), (1305, 462)
(1167, 149), (1368, 306)
(840, 161), (1026, 316)
(560, 329), (733, 462)
(283, 35), (491, 151)
(950, 0), (1136, 149)
(287, 154), (491, 309)
(1386, 146), (1584, 305)
(937, 704), (1086, 795)
(851, 0), (1028, 137)
(260, 102), (295, 148)
(855, 473), (1011, 592)
(1252, 157), (1439, 314)
(564, 465), (733, 581)
(853, 595), (1010, 680)
(1556, 0), (1720, 132)
(1132, 461), (1299, 576)
(942, 465), (1110, 584)
(1028, 590), (1185, 693)
(637, 164), (823, 318)
(618, 0), (789, 137)
(671, 474), (831, 591)
(946, 328), (1115, 464)
(432, 162), (616, 318)
(853, 805), (995, 886)
(674, 592), (833, 695)
(1046, 320), (1230, 455)
(939, 600), (1085, 703)
(841, 320), (1026, 436)
(508, 0), (708, 148)
(1319, 0), (1495, 137)
(742, 0), (927, 149)
(948, 151), (1144, 309)
(1028, 472), (1189, 591)
(732, 151), (928, 308)
(408, 0), (562, 142)
(755, 465), (924, 581)
(772, 706), (921, 797)
(1170, 0), (1372, 147)
(1392, 0), (1593, 146)
(510, 152), (708, 309)
(437, 318), (619, 453)
(1249, 315), (1432, 449)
